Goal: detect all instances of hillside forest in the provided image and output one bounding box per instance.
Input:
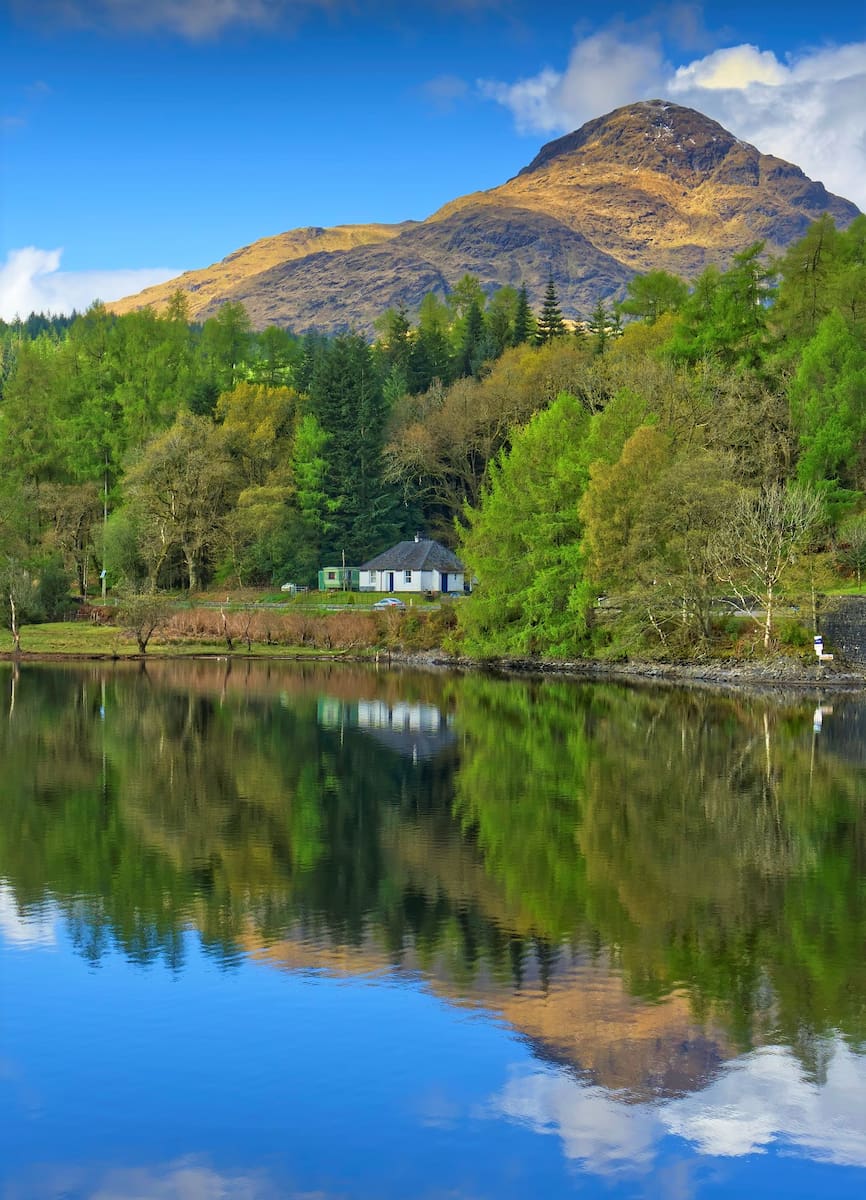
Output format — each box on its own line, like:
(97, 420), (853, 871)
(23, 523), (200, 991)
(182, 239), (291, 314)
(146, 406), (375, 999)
(1, 213), (865, 659)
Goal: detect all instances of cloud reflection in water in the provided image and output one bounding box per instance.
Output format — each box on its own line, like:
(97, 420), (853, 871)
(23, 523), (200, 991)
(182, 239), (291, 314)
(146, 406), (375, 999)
(493, 1038), (866, 1175)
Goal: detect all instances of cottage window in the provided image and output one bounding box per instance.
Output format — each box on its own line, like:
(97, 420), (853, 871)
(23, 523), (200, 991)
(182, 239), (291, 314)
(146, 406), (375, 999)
(327, 571), (336, 581)
(404, 570), (412, 583)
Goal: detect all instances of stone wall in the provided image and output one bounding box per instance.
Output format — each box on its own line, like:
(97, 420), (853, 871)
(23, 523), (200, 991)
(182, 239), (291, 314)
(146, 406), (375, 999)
(821, 597), (866, 664)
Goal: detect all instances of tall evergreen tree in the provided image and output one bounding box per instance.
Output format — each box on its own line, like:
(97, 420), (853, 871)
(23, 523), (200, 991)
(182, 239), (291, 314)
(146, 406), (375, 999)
(456, 299), (485, 378)
(790, 310), (866, 501)
(408, 293), (454, 393)
(199, 302), (252, 394)
(536, 279), (566, 344)
(587, 300), (612, 356)
(484, 285), (518, 359)
(512, 285), (535, 346)
(668, 243), (774, 368)
(308, 333), (400, 562)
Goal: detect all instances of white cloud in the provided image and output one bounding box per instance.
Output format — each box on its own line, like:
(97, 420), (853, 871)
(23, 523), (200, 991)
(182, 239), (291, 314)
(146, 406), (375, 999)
(490, 1039), (866, 1177)
(479, 33), (666, 135)
(480, 32), (866, 211)
(668, 43), (866, 211)
(9, 0), (339, 39)
(0, 247), (180, 321)
(87, 1159), (280, 1199)
(15, 0), (507, 34)
(0, 882), (57, 948)
(7, 1157), (292, 1200)
(665, 1042), (866, 1166)
(671, 44), (787, 90)
(493, 1067), (660, 1174)
(479, 67), (565, 135)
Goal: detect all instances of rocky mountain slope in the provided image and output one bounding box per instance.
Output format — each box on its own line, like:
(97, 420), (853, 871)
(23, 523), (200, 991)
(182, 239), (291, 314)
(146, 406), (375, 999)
(111, 100), (860, 333)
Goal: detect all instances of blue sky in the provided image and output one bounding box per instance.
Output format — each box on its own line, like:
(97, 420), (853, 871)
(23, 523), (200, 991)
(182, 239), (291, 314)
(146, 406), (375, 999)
(1, 0), (864, 318)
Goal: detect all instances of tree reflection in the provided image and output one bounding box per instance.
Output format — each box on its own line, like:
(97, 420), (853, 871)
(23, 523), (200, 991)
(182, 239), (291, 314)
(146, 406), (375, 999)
(453, 674), (866, 1051)
(1, 661), (864, 1061)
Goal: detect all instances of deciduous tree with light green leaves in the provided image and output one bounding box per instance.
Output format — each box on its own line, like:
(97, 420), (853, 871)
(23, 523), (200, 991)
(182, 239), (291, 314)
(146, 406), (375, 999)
(790, 309), (866, 502)
(581, 426), (739, 646)
(457, 391), (594, 657)
(124, 412), (239, 591)
(619, 269), (688, 324)
(668, 243), (774, 368)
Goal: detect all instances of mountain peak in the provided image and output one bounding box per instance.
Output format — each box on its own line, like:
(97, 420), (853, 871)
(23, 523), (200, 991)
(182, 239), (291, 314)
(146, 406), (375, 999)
(519, 100), (755, 180)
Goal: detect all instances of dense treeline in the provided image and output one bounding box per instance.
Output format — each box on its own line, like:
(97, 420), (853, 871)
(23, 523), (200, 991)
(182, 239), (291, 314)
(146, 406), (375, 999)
(458, 215), (866, 657)
(0, 280), (544, 611)
(1, 215), (865, 658)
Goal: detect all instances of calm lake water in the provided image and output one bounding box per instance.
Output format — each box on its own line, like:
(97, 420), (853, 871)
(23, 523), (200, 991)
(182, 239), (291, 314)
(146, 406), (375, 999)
(1, 660), (865, 1200)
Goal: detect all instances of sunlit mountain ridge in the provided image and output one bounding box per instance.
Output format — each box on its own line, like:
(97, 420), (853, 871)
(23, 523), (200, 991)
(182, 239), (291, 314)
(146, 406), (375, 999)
(110, 100), (859, 333)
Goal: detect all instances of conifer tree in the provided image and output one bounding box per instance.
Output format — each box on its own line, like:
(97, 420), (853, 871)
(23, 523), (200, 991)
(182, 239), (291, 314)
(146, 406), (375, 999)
(513, 284), (535, 346)
(456, 299), (485, 378)
(308, 333), (400, 562)
(587, 299), (611, 356)
(536, 279), (566, 344)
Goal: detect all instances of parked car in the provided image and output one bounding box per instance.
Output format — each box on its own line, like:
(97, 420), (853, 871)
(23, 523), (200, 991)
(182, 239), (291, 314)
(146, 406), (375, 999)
(372, 597), (406, 610)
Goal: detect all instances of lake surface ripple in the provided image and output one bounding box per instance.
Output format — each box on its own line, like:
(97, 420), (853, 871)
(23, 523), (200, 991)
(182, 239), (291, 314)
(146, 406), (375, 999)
(1, 660), (865, 1199)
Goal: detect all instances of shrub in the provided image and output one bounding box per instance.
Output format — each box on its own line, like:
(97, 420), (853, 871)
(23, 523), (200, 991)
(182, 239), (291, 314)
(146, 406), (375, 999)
(778, 617), (812, 648)
(34, 555), (72, 621)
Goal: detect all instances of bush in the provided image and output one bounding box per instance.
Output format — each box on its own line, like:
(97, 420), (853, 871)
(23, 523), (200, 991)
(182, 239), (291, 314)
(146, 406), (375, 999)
(34, 555), (72, 621)
(778, 617), (812, 648)
(116, 592), (173, 653)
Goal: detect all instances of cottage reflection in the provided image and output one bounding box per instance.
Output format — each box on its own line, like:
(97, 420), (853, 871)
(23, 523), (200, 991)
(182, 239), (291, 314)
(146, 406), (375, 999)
(318, 697), (455, 761)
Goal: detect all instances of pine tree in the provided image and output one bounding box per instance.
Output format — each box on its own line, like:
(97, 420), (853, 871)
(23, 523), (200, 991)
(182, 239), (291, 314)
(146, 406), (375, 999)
(456, 299), (485, 377)
(536, 279), (566, 344)
(408, 293), (454, 393)
(513, 284), (535, 346)
(308, 333), (400, 562)
(587, 299), (611, 356)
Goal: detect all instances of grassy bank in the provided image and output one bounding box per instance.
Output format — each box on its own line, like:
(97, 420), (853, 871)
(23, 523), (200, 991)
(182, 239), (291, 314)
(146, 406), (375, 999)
(0, 622), (358, 659)
(0, 601), (459, 660)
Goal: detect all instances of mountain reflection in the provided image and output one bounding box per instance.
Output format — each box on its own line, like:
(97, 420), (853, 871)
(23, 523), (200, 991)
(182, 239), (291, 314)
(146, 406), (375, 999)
(1, 660), (865, 1110)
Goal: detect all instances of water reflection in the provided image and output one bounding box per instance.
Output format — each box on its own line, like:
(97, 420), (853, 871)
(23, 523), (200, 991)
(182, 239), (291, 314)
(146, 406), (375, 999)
(1, 660), (865, 1191)
(318, 696), (456, 761)
(10, 1159), (290, 1200)
(0, 881), (57, 949)
(495, 1037), (866, 1172)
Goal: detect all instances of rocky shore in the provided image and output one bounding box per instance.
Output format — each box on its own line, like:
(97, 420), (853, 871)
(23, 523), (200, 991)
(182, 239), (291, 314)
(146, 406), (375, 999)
(410, 650), (866, 694)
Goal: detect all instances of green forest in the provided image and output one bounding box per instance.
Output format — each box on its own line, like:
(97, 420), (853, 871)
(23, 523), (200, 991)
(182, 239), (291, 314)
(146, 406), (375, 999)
(1, 213), (865, 659)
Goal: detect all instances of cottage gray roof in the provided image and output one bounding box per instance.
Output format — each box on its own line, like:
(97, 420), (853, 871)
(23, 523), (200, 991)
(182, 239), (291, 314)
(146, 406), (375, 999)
(359, 539), (464, 573)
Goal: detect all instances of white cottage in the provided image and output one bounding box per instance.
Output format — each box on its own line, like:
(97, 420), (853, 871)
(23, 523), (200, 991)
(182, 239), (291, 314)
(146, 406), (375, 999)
(359, 536), (465, 595)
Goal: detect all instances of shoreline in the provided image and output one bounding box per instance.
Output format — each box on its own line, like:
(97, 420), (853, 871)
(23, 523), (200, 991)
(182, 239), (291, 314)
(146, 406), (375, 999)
(4, 645), (866, 694)
(414, 652), (866, 694)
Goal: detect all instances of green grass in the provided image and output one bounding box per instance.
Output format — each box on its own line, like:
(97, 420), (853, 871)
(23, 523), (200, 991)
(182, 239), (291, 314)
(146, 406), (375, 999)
(193, 588), (440, 611)
(819, 583), (866, 597)
(0, 622), (366, 659)
(0, 622), (134, 656)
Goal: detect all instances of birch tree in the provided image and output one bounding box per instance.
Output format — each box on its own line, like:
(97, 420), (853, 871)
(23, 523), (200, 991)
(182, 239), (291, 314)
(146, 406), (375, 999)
(713, 483), (824, 649)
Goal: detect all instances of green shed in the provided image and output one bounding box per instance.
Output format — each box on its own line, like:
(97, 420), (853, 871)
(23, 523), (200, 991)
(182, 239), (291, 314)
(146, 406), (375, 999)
(318, 566), (360, 591)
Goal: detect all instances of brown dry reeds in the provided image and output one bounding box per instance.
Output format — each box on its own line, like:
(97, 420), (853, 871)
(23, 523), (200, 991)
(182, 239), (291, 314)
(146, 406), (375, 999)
(158, 604), (455, 654)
